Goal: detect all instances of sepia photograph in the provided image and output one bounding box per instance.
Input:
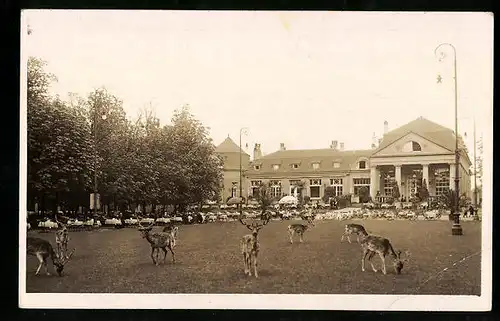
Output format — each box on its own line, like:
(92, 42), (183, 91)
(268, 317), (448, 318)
(19, 10), (493, 310)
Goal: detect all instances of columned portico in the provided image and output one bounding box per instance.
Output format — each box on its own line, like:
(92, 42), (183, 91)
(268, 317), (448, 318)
(422, 164), (429, 187)
(370, 166), (379, 198)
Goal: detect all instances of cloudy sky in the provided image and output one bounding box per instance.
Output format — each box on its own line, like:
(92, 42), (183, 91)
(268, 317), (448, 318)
(22, 10), (492, 157)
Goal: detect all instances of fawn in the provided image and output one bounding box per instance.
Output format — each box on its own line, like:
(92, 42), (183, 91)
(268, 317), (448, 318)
(138, 221), (175, 265)
(26, 236), (75, 276)
(288, 216), (315, 244)
(55, 215), (70, 259)
(341, 223), (368, 243)
(238, 214), (270, 278)
(359, 234), (410, 275)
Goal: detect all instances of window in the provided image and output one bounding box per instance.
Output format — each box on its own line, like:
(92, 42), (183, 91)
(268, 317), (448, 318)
(333, 162), (341, 168)
(231, 182), (238, 198)
(309, 179), (322, 198)
(312, 162), (320, 170)
(272, 164), (280, 171)
(254, 165), (261, 170)
(330, 178), (343, 196)
(289, 180), (302, 196)
(358, 161), (366, 169)
(383, 174), (395, 196)
(291, 163), (299, 169)
(353, 178), (370, 196)
(435, 168), (450, 196)
(403, 141), (422, 152)
(270, 180), (282, 198)
(251, 180), (262, 196)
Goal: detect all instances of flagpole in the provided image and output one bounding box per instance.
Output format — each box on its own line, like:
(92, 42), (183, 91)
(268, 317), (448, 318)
(435, 43), (463, 236)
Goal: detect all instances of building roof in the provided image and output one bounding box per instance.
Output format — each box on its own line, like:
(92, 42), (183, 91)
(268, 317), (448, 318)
(247, 149), (373, 175)
(375, 117), (460, 153)
(215, 136), (249, 155)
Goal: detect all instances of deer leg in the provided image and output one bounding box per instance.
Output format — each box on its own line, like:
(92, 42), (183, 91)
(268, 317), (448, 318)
(64, 241), (69, 259)
(44, 259), (50, 276)
(379, 252), (387, 275)
(361, 249), (369, 272)
(299, 232), (304, 243)
(150, 247), (157, 265)
(246, 255), (252, 276)
(357, 234), (360, 243)
(368, 252), (377, 272)
(242, 252), (248, 275)
(253, 253), (258, 278)
(288, 229), (294, 244)
(161, 248), (168, 263)
(35, 254), (44, 275)
(169, 246), (175, 264)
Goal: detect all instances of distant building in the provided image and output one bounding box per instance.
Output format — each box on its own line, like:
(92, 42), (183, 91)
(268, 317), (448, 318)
(215, 117), (472, 204)
(214, 135), (250, 203)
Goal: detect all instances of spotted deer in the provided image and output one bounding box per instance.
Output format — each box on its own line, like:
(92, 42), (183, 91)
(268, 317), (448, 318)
(238, 214), (270, 278)
(360, 234), (411, 275)
(26, 236), (75, 276)
(138, 221), (175, 265)
(341, 223), (368, 243)
(55, 214), (70, 259)
(288, 215), (315, 244)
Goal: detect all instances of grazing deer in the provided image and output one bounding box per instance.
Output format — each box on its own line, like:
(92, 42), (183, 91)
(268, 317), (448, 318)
(288, 216), (315, 244)
(55, 215), (70, 259)
(360, 234), (410, 275)
(341, 223), (368, 243)
(26, 236), (75, 276)
(238, 214), (270, 278)
(138, 221), (175, 265)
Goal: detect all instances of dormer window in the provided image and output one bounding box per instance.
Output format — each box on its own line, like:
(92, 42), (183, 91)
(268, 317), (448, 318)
(291, 163), (299, 169)
(312, 162), (320, 170)
(358, 161), (366, 169)
(272, 164), (280, 171)
(333, 162), (341, 168)
(254, 165), (261, 170)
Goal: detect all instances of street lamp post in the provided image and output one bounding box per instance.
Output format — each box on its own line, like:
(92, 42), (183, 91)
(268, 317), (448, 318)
(239, 127), (249, 215)
(473, 117), (478, 210)
(93, 108), (111, 217)
(435, 43), (463, 236)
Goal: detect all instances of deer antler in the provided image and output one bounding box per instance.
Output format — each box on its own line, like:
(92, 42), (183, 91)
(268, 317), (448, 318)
(239, 218), (254, 231)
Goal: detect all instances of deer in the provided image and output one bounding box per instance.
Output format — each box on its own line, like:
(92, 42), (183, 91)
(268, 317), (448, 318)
(238, 213), (270, 278)
(54, 214), (70, 259)
(162, 225), (179, 248)
(341, 223), (369, 243)
(138, 221), (175, 265)
(359, 233), (411, 275)
(287, 215), (315, 244)
(26, 236), (75, 276)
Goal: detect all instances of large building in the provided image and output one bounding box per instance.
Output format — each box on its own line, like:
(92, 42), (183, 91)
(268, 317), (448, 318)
(215, 117), (472, 204)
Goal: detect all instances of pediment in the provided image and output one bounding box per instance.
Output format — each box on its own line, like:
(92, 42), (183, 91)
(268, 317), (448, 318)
(372, 132), (452, 157)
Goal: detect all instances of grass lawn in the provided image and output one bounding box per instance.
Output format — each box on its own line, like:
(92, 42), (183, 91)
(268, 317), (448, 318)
(25, 220), (481, 295)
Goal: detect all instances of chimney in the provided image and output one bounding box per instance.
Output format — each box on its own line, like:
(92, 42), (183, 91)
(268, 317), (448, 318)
(384, 120), (389, 135)
(371, 132), (377, 149)
(340, 142), (345, 150)
(280, 143), (286, 151)
(330, 140), (338, 150)
(253, 143), (262, 160)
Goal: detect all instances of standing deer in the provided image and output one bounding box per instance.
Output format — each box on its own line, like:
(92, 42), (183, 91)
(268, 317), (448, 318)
(341, 223), (368, 243)
(138, 221), (175, 265)
(288, 215), (315, 244)
(359, 234), (411, 275)
(26, 236), (75, 276)
(238, 214), (270, 278)
(55, 214), (70, 259)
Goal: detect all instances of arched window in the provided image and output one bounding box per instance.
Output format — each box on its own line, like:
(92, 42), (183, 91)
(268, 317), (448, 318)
(403, 141), (422, 152)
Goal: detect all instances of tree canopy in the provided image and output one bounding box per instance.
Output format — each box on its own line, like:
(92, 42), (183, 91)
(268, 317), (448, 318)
(27, 57), (223, 216)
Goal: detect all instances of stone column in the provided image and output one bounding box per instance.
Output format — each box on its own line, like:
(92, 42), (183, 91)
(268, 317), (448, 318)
(370, 166), (378, 199)
(449, 163), (456, 190)
(395, 165), (402, 187)
(422, 164), (429, 188)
